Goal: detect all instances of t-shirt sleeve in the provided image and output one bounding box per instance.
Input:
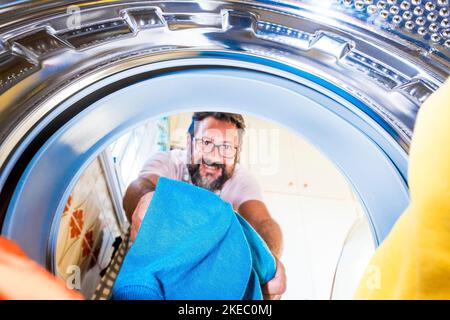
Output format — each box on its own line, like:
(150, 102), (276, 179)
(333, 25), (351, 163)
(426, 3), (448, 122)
(138, 151), (178, 181)
(224, 167), (264, 210)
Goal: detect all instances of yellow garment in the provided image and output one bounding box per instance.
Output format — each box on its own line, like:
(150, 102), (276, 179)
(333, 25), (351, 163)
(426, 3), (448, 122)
(354, 78), (450, 299)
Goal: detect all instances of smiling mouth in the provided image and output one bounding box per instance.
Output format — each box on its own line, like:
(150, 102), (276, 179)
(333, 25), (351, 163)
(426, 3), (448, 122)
(201, 163), (221, 173)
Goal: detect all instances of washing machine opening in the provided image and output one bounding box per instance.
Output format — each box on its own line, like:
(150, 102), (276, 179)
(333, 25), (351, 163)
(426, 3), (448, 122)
(1, 0), (448, 302)
(53, 110), (378, 299)
(1, 66), (409, 299)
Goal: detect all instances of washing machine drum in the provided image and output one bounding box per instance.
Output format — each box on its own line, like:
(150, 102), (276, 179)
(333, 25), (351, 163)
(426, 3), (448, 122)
(0, 0), (448, 293)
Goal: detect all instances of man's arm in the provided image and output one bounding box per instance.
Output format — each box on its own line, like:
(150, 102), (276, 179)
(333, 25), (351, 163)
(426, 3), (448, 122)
(238, 199), (283, 258)
(238, 199), (286, 299)
(123, 175), (159, 222)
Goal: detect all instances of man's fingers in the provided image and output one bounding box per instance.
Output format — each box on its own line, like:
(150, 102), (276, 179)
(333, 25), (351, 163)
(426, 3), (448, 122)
(263, 267), (286, 293)
(263, 294), (282, 300)
(262, 258), (287, 297)
(263, 276), (286, 295)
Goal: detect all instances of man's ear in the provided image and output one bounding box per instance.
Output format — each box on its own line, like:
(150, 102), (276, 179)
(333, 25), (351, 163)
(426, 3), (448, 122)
(235, 147), (241, 164)
(186, 133), (191, 146)
(186, 133), (193, 163)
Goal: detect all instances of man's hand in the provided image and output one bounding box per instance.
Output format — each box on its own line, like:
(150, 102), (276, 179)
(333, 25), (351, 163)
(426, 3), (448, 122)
(238, 200), (285, 299)
(130, 191), (154, 241)
(262, 258), (287, 300)
(123, 175), (158, 222)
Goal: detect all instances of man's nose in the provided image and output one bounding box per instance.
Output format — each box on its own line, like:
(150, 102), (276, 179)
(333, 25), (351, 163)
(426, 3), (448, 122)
(204, 146), (224, 164)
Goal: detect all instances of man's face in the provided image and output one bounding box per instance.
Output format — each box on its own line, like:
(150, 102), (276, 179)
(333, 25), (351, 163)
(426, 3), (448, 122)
(187, 116), (240, 192)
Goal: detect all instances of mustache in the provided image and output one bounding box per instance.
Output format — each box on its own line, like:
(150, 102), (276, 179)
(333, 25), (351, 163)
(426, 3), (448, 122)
(186, 158), (230, 192)
(200, 158), (225, 169)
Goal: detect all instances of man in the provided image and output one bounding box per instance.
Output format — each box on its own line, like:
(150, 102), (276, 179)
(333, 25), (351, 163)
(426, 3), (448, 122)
(123, 112), (286, 300)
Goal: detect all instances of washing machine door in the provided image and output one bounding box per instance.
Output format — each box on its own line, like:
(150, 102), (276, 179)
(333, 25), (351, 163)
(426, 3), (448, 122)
(0, 0), (448, 298)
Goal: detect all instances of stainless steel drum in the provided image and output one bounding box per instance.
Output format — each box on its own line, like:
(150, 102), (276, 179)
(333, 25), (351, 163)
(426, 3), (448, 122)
(0, 0), (448, 287)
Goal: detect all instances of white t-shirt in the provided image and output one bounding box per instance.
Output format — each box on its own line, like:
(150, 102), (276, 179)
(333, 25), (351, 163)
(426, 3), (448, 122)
(138, 149), (263, 211)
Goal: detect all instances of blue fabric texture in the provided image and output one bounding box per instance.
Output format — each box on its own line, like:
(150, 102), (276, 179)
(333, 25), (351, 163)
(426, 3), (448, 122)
(112, 177), (276, 300)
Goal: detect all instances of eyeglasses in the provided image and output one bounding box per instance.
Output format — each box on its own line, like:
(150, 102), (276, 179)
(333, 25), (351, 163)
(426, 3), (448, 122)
(193, 137), (239, 159)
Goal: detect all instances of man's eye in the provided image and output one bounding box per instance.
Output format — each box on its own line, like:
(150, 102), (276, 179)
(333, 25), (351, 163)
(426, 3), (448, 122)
(203, 140), (211, 145)
(223, 145), (231, 150)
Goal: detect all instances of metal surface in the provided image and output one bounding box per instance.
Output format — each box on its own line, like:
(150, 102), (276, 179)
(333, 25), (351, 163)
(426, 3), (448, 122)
(0, 0), (448, 179)
(324, 0), (450, 57)
(0, 0), (447, 272)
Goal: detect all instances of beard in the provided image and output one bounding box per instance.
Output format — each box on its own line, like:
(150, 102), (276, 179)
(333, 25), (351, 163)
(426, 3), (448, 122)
(186, 158), (234, 192)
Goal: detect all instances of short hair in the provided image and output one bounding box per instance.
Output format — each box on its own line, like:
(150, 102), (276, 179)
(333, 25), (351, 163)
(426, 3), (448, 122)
(187, 112), (246, 143)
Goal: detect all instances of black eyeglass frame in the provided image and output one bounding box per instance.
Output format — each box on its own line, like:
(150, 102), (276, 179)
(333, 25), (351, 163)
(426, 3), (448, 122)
(191, 137), (240, 159)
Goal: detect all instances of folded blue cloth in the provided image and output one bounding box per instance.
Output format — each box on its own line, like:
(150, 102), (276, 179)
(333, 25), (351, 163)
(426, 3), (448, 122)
(112, 177), (276, 300)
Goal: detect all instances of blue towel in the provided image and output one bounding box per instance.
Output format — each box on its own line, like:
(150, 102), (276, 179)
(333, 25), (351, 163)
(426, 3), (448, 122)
(112, 177), (276, 300)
